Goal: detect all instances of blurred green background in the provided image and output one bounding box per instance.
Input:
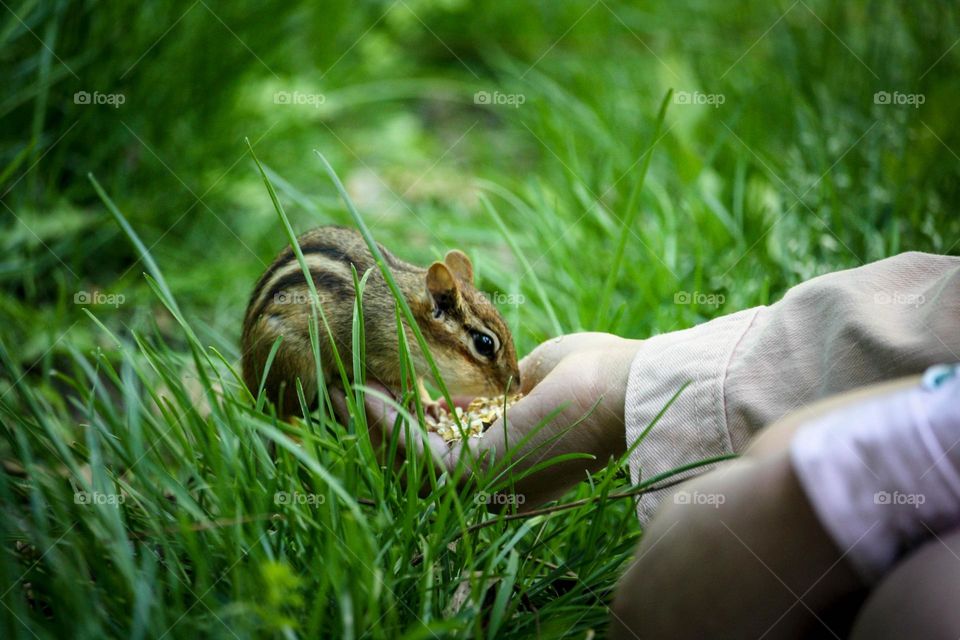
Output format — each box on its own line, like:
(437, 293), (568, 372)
(4, 0), (959, 365)
(2, 0), (959, 637)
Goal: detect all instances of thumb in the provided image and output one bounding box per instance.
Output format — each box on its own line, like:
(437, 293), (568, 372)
(520, 332), (624, 393)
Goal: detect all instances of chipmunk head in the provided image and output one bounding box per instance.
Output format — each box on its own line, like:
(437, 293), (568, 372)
(421, 249), (520, 397)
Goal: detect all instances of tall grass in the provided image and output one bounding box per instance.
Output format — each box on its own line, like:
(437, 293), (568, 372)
(2, 0), (960, 637)
(0, 169), (693, 637)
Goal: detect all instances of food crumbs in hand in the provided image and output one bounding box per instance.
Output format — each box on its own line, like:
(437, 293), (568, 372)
(426, 394), (523, 442)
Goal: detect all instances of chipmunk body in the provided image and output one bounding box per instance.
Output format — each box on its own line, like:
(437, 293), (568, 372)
(242, 226), (520, 417)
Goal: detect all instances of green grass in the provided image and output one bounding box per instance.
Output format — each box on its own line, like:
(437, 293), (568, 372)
(2, 0), (960, 637)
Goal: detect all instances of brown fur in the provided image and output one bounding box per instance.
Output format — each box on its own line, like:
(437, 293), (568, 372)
(241, 226), (520, 417)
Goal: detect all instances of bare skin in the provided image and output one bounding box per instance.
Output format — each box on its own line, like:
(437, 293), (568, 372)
(609, 452), (865, 639)
(332, 332), (641, 506)
(610, 374), (960, 639)
(850, 528), (960, 640)
(337, 335), (960, 638)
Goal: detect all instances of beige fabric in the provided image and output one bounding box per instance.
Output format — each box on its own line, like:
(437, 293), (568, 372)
(625, 252), (960, 523)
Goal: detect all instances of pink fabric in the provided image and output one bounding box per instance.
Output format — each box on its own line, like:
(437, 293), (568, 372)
(789, 367), (960, 584)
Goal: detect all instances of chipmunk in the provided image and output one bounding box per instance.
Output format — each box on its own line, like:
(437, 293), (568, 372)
(241, 225), (520, 417)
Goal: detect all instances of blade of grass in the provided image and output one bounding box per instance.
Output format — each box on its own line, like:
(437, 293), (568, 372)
(593, 88), (673, 327)
(479, 193), (563, 336)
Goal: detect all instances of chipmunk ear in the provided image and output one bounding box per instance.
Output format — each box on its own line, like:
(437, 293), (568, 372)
(443, 250), (474, 285)
(426, 262), (460, 312)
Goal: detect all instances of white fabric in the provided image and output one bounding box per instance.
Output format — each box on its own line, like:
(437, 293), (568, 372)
(623, 252), (960, 524)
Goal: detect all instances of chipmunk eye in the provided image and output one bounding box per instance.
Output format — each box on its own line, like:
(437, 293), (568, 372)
(470, 330), (496, 358)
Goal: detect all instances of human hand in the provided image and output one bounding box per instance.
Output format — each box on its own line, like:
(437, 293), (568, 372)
(333, 332), (643, 508)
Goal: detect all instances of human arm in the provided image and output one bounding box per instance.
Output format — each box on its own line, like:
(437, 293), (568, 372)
(625, 252), (960, 521)
(610, 376), (920, 639)
(341, 252), (960, 513)
(611, 367), (960, 639)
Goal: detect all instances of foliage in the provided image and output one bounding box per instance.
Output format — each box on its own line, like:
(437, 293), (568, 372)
(2, 0), (958, 637)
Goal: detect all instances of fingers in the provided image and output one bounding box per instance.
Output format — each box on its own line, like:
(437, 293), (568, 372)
(333, 383), (396, 433)
(332, 383), (399, 450)
(390, 412), (468, 477)
(330, 387), (349, 423)
(344, 384), (455, 469)
(331, 383), (505, 482)
(519, 332), (624, 393)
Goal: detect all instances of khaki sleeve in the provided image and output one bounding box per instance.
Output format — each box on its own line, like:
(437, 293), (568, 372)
(625, 252), (960, 524)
